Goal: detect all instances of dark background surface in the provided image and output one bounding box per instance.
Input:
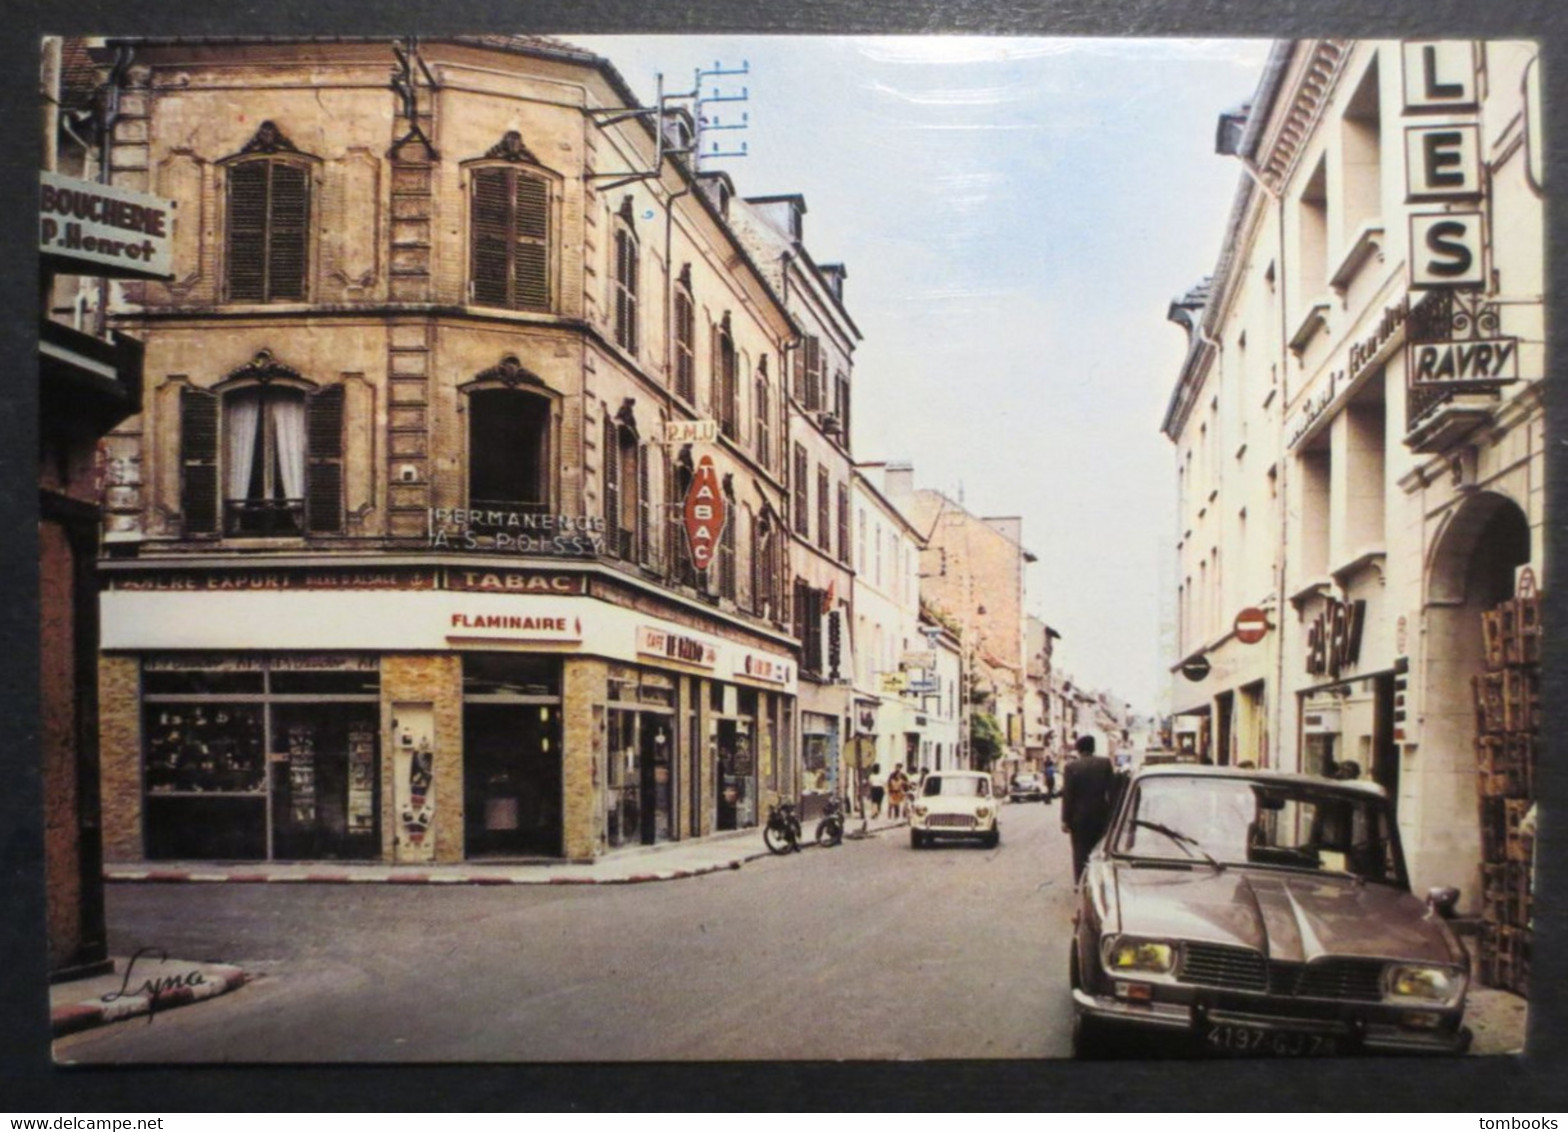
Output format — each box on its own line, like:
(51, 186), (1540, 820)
(2, 0), (1565, 1112)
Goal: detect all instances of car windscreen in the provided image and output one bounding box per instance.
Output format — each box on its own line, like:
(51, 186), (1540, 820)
(924, 776), (988, 798)
(1110, 776), (1403, 885)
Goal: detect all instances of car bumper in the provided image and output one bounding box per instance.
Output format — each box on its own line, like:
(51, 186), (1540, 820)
(1071, 988), (1472, 1054)
(911, 818), (995, 837)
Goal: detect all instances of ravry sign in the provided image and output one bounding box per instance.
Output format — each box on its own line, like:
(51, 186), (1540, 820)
(683, 455), (727, 571)
(1409, 338), (1519, 386)
(40, 171), (174, 280)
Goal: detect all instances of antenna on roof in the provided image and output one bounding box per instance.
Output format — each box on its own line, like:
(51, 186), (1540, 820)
(694, 60), (750, 173)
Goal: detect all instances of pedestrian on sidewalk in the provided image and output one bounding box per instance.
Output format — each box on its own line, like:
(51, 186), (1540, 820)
(1043, 756), (1057, 803)
(887, 764), (909, 819)
(1061, 735), (1117, 881)
(869, 762), (885, 818)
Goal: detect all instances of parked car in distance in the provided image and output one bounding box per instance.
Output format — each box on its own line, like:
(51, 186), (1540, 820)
(1070, 765), (1471, 1058)
(910, 771), (1000, 849)
(1008, 772), (1047, 803)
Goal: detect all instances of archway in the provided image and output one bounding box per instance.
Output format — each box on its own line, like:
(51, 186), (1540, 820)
(1414, 491), (1532, 903)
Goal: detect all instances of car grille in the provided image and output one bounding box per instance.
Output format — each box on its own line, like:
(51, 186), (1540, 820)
(1181, 944), (1385, 1003)
(928, 814), (976, 829)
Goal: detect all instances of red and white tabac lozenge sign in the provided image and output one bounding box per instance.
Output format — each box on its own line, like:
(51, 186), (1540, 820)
(683, 455), (726, 571)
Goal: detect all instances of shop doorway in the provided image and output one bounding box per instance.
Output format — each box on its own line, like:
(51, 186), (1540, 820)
(606, 708), (674, 848)
(270, 704), (380, 860)
(463, 703), (562, 857)
(714, 717), (755, 831)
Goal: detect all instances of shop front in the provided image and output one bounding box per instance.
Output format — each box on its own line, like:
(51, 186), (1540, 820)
(100, 564), (798, 865)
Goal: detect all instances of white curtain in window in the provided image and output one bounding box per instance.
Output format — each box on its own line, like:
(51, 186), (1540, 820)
(224, 391), (262, 501)
(270, 394), (307, 500)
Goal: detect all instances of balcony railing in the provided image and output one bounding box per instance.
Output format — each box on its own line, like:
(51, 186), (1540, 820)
(225, 498), (303, 536)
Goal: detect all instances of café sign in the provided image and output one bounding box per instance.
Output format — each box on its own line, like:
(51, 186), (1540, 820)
(738, 653), (792, 685)
(637, 626), (718, 669)
(40, 171), (174, 280)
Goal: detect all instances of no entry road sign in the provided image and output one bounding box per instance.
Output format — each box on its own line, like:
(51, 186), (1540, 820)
(1180, 655), (1211, 682)
(1234, 606), (1271, 645)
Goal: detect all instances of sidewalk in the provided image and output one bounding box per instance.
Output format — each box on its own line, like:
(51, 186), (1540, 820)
(103, 813), (908, 888)
(51, 956), (249, 1038)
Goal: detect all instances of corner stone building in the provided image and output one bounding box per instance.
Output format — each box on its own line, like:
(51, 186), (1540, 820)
(93, 37), (802, 865)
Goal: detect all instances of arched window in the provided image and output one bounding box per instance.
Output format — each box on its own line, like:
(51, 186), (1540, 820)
(613, 208), (640, 354)
(224, 122), (311, 302)
(468, 133), (553, 311)
(180, 352), (342, 537)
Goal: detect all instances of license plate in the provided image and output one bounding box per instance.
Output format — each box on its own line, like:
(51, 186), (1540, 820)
(1205, 1023), (1337, 1057)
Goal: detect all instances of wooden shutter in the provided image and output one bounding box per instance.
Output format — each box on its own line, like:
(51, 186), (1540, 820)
(755, 377), (770, 469)
(267, 163), (309, 300)
(514, 174), (550, 310)
(226, 162), (269, 301)
(792, 444), (809, 535)
(603, 416), (621, 558)
(180, 387), (220, 535)
(471, 168), (511, 306)
(674, 291), (695, 402)
(636, 442), (652, 567)
(306, 385), (345, 533)
(837, 482), (850, 564)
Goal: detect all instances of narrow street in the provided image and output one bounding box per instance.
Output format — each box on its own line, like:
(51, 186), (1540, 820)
(55, 801), (1078, 1063)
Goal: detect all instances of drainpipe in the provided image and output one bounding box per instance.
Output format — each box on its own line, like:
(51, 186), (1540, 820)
(95, 44), (134, 339)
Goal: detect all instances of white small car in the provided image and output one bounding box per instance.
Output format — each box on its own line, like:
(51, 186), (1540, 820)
(910, 771), (1000, 849)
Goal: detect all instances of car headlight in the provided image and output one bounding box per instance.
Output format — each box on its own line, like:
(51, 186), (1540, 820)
(1383, 963), (1466, 1007)
(912, 804), (928, 818)
(975, 806), (991, 818)
(1102, 936), (1177, 976)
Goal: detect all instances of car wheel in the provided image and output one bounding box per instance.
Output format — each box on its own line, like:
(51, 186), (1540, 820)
(1072, 1012), (1117, 1060)
(983, 827), (1000, 849)
(1069, 944), (1081, 990)
(910, 830), (924, 849)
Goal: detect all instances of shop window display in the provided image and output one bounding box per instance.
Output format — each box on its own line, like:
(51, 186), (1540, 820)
(141, 655), (380, 861)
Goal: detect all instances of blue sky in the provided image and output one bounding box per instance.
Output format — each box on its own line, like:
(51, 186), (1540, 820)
(576, 35), (1272, 713)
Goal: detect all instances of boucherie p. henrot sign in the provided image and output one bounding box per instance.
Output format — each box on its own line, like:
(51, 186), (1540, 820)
(683, 455), (727, 571)
(40, 171), (175, 281)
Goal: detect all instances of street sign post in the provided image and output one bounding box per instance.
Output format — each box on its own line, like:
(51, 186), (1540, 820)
(1234, 606), (1270, 645)
(682, 455), (726, 571)
(1180, 656), (1211, 683)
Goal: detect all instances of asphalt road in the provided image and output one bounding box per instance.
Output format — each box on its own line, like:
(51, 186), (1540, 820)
(54, 798), (1079, 1063)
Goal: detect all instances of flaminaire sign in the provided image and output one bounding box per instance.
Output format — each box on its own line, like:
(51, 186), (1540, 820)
(39, 171), (174, 280)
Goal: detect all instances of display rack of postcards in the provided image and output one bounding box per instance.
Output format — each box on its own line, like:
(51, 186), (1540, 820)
(288, 725), (318, 825)
(347, 725), (376, 834)
(1472, 582), (1540, 997)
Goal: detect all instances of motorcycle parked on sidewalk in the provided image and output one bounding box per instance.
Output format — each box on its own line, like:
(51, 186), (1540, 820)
(815, 794), (846, 847)
(763, 800), (803, 855)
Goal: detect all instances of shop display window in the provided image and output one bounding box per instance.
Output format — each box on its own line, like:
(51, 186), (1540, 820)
(141, 654), (380, 861)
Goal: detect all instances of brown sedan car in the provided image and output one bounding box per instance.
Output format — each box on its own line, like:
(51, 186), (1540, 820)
(1070, 766), (1471, 1057)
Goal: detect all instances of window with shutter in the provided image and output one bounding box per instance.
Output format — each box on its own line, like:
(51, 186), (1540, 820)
(226, 158), (310, 302)
(717, 325), (738, 440)
(603, 416), (621, 559)
(792, 444), (809, 536)
(817, 465), (831, 552)
(470, 166), (551, 310)
(668, 454), (695, 587)
(637, 443), (653, 568)
(803, 336), (824, 412)
(754, 372), (771, 470)
(837, 482), (851, 565)
(181, 388), (220, 535)
(673, 287), (696, 402)
(614, 224), (639, 354)
(306, 385), (345, 533)
(719, 494), (736, 601)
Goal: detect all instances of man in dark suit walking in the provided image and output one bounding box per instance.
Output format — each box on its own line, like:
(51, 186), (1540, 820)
(1060, 734), (1118, 881)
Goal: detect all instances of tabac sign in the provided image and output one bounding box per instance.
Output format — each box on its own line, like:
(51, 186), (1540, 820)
(40, 171), (174, 280)
(683, 455), (727, 571)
